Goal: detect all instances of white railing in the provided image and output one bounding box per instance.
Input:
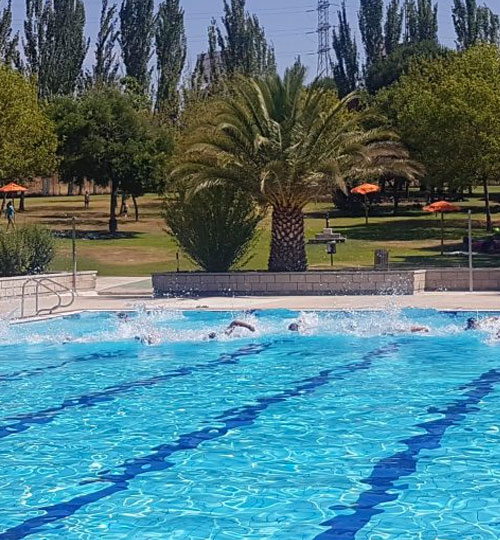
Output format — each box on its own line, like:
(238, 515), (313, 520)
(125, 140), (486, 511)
(20, 277), (75, 318)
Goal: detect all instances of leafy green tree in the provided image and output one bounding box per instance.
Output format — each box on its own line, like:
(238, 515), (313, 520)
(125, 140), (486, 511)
(379, 45), (500, 230)
(93, 0), (120, 86)
(207, 0), (276, 80)
(452, 0), (499, 50)
(172, 65), (420, 272)
(0, 65), (57, 185)
(331, 1), (360, 97)
(404, 0), (439, 43)
(23, 0), (89, 98)
(48, 87), (171, 232)
(0, 0), (20, 68)
(164, 187), (263, 272)
(359, 0), (384, 69)
(155, 0), (186, 118)
(366, 39), (448, 94)
(385, 0), (403, 55)
(45, 95), (87, 195)
(119, 0), (154, 93)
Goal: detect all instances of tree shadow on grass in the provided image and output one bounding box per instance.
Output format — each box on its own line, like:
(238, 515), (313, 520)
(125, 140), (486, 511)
(305, 204), (496, 223)
(390, 241), (500, 269)
(329, 219), (463, 242)
(53, 230), (142, 240)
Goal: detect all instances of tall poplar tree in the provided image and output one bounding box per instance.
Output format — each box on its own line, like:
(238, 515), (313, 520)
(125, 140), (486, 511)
(404, 0), (438, 43)
(207, 0), (276, 80)
(452, 0), (499, 50)
(119, 0), (154, 93)
(0, 0), (20, 68)
(331, 1), (359, 97)
(155, 0), (186, 118)
(23, 0), (43, 78)
(93, 0), (119, 86)
(359, 0), (384, 69)
(23, 0), (89, 98)
(384, 0), (403, 55)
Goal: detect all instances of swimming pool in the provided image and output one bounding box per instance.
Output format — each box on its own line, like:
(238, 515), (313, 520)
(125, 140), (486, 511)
(1, 308), (500, 539)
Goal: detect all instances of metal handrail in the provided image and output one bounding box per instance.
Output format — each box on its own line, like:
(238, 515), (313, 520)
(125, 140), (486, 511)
(21, 277), (76, 318)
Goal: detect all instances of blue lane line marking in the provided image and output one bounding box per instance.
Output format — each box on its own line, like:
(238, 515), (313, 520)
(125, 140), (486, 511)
(0, 350), (128, 384)
(314, 368), (500, 540)
(0, 343), (398, 539)
(0, 343), (271, 441)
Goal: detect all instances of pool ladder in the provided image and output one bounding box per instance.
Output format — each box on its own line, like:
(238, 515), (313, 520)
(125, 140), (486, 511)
(20, 277), (76, 318)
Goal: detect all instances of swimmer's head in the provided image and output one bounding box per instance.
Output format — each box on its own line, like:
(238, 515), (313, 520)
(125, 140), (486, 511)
(288, 323), (300, 332)
(466, 318), (478, 330)
(208, 332), (217, 340)
(117, 312), (129, 320)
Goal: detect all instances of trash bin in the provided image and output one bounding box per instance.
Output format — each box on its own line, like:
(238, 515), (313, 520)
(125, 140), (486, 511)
(374, 249), (389, 270)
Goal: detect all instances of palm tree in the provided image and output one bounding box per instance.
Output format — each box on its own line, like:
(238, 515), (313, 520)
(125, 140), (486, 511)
(173, 63), (421, 271)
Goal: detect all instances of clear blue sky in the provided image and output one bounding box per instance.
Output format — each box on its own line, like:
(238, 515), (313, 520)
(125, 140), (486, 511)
(8, 0), (500, 76)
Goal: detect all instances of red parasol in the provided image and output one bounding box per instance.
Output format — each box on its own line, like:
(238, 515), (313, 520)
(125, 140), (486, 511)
(423, 200), (460, 256)
(351, 183), (381, 225)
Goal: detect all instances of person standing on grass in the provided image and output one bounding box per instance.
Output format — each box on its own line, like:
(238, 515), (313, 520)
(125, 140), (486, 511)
(84, 191), (90, 209)
(5, 201), (15, 230)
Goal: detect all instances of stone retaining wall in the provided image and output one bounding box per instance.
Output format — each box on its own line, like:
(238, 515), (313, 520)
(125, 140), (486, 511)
(153, 270), (427, 297)
(0, 271), (97, 298)
(425, 268), (500, 291)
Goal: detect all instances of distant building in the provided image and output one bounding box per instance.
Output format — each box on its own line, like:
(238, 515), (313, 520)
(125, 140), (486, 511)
(26, 177), (111, 196)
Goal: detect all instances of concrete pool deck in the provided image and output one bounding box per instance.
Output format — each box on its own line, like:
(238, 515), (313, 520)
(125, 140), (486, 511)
(0, 276), (499, 317)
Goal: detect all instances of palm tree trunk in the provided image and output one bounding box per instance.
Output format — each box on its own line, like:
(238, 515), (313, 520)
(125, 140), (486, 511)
(268, 206), (307, 272)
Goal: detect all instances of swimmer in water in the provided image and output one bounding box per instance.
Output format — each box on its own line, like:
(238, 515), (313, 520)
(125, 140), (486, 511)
(465, 317), (499, 330)
(134, 333), (161, 345)
(288, 322), (301, 332)
(385, 325), (430, 335)
(208, 320), (256, 340)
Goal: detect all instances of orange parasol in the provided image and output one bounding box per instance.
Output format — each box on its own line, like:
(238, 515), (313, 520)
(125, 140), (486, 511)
(423, 201), (459, 213)
(351, 183), (381, 224)
(351, 183), (381, 196)
(423, 200), (460, 256)
(0, 182), (27, 193)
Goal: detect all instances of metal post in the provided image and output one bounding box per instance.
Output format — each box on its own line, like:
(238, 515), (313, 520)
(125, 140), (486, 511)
(440, 211), (444, 256)
(326, 212), (330, 229)
(468, 210), (473, 292)
(176, 251), (180, 273)
(72, 216), (77, 291)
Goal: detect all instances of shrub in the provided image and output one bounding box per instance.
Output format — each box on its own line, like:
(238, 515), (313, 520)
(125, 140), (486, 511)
(0, 226), (55, 277)
(164, 187), (263, 272)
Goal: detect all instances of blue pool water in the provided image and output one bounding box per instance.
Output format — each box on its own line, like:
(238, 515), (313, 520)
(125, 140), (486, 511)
(1, 308), (500, 539)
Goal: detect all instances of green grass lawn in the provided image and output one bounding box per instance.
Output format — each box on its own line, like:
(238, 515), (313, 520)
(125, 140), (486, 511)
(10, 191), (500, 276)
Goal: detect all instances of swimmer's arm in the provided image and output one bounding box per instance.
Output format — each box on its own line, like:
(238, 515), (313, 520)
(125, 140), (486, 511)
(227, 320), (256, 333)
